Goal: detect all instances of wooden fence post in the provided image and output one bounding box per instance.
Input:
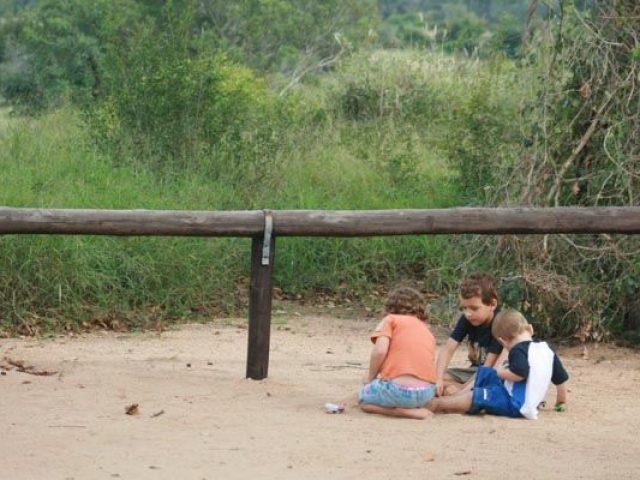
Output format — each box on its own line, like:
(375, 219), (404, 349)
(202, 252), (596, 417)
(246, 211), (275, 379)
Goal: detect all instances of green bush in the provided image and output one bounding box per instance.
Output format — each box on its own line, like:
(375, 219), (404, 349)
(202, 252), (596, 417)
(435, 59), (535, 204)
(0, 0), (145, 114)
(333, 50), (455, 126)
(91, 52), (274, 174)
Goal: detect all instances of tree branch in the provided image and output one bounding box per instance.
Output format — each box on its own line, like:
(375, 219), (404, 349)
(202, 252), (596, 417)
(546, 95), (612, 206)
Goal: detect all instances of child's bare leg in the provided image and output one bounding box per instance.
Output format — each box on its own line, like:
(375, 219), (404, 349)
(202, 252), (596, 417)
(446, 375), (476, 396)
(430, 391), (473, 414)
(359, 403), (434, 420)
(443, 383), (463, 396)
(394, 407), (433, 420)
(440, 371), (468, 396)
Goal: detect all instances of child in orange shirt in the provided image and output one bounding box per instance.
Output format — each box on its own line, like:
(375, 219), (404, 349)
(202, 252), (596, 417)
(358, 287), (437, 420)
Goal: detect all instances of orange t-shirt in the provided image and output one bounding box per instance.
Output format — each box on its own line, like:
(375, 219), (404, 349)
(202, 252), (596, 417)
(370, 314), (437, 383)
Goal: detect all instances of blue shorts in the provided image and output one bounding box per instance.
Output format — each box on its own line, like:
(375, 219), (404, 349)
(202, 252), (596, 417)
(468, 367), (523, 418)
(359, 379), (436, 409)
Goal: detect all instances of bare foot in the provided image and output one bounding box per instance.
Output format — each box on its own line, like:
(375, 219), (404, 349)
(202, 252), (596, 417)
(360, 403), (434, 420)
(394, 407), (434, 420)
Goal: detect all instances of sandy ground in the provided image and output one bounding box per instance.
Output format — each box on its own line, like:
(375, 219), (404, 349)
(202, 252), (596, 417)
(1, 310), (640, 480)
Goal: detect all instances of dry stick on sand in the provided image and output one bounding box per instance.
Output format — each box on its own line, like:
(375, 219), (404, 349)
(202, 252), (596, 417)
(2, 356), (58, 376)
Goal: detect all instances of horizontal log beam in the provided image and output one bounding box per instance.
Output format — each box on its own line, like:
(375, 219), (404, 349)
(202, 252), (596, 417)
(274, 207), (640, 236)
(1, 206), (640, 236)
(0, 208), (265, 236)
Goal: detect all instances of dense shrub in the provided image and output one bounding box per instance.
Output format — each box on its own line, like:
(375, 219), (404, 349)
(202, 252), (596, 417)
(460, 2), (640, 341)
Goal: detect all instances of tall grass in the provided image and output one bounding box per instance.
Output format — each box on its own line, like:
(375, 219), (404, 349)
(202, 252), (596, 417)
(0, 50), (535, 334)
(0, 109), (251, 333)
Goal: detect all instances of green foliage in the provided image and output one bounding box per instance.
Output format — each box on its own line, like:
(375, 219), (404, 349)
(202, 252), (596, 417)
(93, 51), (270, 173)
(0, 47), (473, 333)
(439, 87), (508, 203)
(0, 0), (33, 17)
(0, 0), (145, 113)
(82, 2), (292, 184)
(379, 13), (433, 49)
(0, 2), (193, 116)
(454, 1), (640, 341)
(2, 0), (634, 344)
(380, 5), (489, 54)
(488, 13), (524, 58)
(436, 4), (488, 54)
(0, 109), (251, 333)
(378, 0), (533, 22)
(343, 53), (534, 206)
(378, 0), (537, 56)
(334, 50), (453, 124)
(0, 0), (380, 116)
(193, 0), (380, 74)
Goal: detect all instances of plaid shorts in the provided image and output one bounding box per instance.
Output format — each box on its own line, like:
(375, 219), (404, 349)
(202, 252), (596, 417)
(446, 366), (478, 384)
(359, 379), (436, 408)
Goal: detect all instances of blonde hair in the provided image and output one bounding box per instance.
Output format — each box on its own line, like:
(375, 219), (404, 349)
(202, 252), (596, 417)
(384, 287), (428, 322)
(492, 308), (532, 340)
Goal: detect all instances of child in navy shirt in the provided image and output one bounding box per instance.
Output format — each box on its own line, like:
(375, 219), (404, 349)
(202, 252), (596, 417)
(436, 273), (504, 396)
(430, 308), (569, 420)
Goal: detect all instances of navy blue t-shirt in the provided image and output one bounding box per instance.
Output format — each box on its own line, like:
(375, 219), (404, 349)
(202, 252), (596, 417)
(508, 340), (570, 385)
(449, 310), (503, 366)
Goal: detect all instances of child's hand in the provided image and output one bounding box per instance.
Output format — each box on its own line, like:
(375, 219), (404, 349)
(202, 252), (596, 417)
(495, 364), (509, 378)
(435, 379), (444, 397)
(554, 403), (566, 412)
(467, 344), (479, 364)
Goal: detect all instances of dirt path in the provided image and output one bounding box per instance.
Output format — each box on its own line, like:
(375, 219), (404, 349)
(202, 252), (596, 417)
(1, 313), (639, 479)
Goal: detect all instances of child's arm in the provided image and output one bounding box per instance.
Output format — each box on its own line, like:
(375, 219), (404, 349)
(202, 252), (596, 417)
(435, 338), (459, 395)
(555, 381), (568, 409)
(484, 352), (500, 368)
(495, 364), (524, 383)
(551, 352), (569, 410)
(364, 336), (389, 383)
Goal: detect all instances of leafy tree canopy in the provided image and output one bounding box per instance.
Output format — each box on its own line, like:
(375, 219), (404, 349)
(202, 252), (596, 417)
(0, 0), (379, 111)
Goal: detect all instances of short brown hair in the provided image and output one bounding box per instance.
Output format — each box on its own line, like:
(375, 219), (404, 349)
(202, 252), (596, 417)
(459, 272), (498, 306)
(384, 287), (428, 322)
(492, 308), (530, 340)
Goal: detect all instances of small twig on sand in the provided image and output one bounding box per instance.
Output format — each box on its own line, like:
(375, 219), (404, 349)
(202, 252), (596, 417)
(47, 425), (86, 428)
(328, 364), (366, 370)
(3, 356), (58, 376)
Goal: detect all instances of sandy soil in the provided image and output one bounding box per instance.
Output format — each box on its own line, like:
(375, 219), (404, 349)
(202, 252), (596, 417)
(1, 309), (639, 480)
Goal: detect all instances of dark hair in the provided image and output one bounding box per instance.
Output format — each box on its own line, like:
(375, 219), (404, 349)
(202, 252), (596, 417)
(459, 272), (498, 306)
(384, 287), (428, 322)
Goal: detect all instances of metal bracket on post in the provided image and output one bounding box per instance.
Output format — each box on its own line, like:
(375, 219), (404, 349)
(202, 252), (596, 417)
(261, 210), (273, 266)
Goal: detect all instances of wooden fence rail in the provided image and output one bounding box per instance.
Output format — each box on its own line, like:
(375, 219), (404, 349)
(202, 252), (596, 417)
(3, 206), (640, 236)
(3, 205), (640, 379)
